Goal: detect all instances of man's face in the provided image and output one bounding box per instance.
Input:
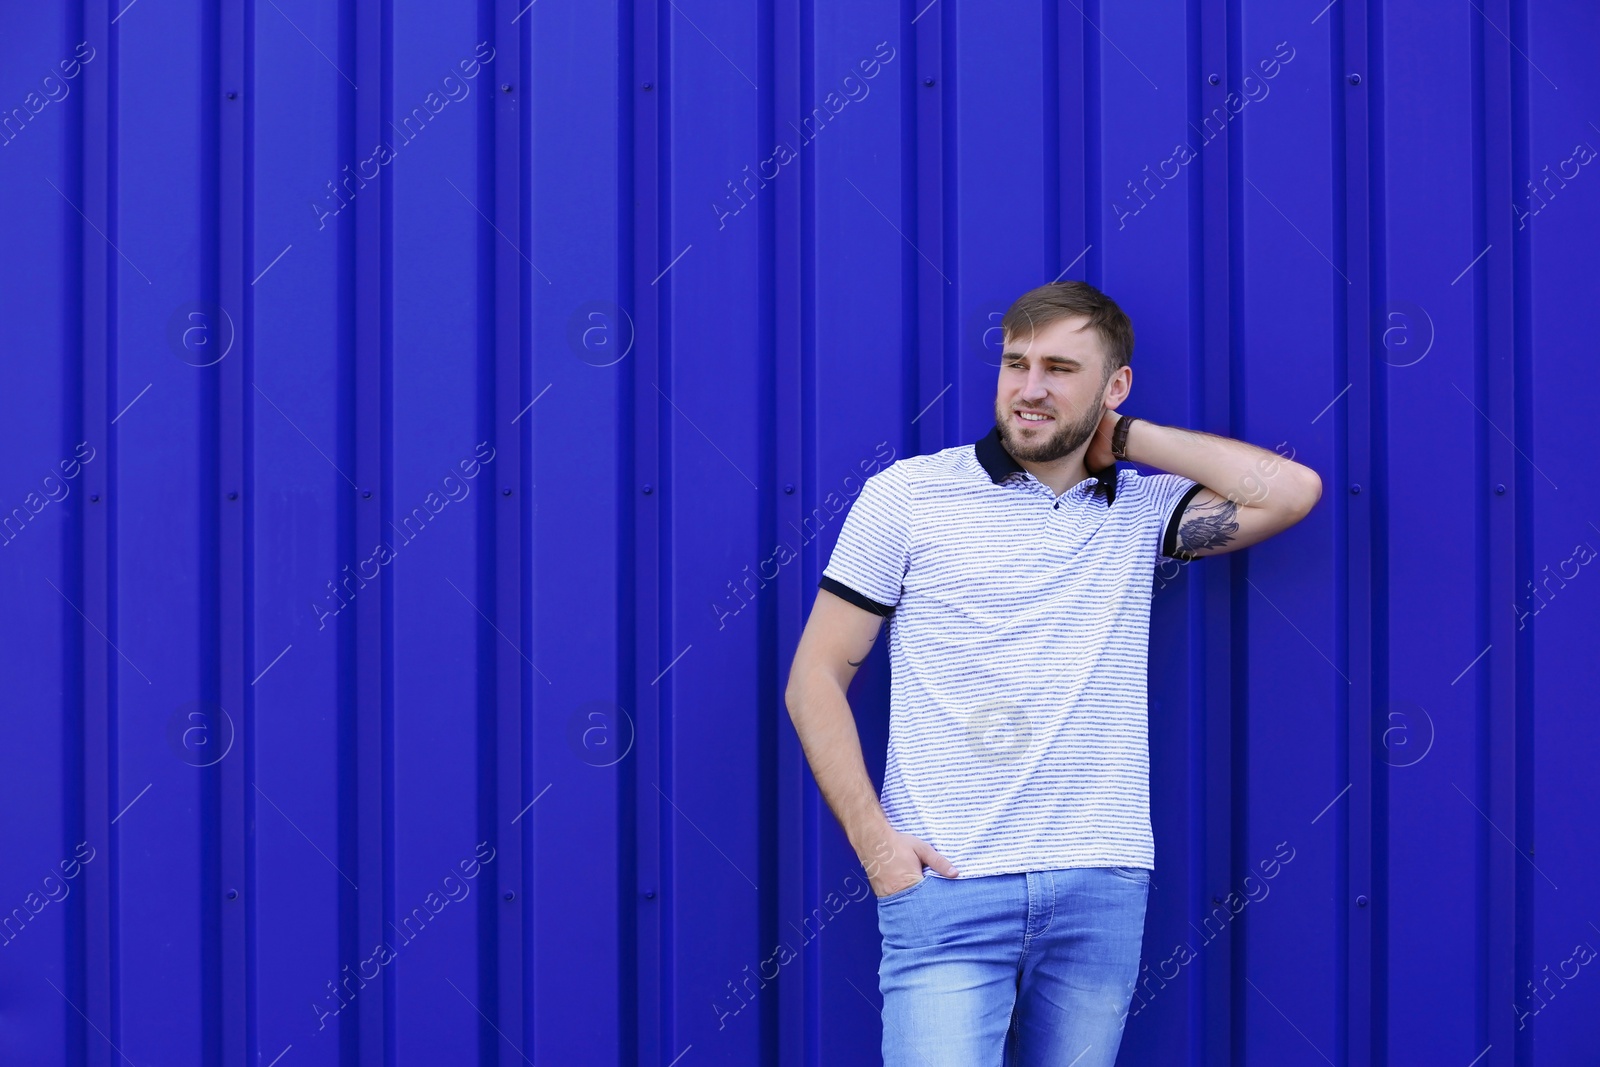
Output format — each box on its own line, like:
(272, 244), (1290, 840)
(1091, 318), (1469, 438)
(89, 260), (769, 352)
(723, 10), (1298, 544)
(994, 314), (1114, 464)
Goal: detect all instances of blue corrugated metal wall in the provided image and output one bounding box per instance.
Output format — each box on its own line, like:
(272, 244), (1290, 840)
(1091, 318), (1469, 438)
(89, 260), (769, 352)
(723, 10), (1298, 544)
(1, 1), (1596, 1064)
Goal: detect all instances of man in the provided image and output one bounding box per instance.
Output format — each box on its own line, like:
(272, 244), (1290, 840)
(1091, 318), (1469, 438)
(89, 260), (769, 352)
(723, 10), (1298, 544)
(784, 281), (1321, 1065)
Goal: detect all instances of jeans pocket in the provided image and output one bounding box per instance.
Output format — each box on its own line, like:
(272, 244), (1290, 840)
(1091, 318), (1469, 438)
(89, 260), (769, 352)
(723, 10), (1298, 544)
(1107, 866), (1151, 883)
(876, 874), (931, 905)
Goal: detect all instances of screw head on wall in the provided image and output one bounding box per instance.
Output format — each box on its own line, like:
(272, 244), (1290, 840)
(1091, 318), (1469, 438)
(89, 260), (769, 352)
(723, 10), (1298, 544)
(1208, 73), (1220, 86)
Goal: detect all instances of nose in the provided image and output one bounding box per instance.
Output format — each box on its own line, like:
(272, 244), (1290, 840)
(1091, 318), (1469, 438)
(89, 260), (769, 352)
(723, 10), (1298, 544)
(1020, 364), (1050, 402)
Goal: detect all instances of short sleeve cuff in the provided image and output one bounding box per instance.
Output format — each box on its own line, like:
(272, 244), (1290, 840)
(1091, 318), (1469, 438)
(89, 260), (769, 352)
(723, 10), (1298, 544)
(818, 576), (896, 618)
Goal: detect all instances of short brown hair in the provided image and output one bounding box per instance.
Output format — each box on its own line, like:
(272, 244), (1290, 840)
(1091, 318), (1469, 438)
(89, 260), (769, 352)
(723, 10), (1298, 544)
(1000, 281), (1134, 379)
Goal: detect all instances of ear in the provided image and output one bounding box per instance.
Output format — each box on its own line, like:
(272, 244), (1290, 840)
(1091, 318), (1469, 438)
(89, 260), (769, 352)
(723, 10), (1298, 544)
(1102, 364), (1132, 409)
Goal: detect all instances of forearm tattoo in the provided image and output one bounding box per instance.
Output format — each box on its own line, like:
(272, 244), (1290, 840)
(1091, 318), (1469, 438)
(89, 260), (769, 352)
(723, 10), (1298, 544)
(1176, 496), (1240, 558)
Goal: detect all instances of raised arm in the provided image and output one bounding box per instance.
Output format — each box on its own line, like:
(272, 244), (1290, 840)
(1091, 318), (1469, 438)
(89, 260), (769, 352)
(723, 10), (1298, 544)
(1105, 414), (1322, 559)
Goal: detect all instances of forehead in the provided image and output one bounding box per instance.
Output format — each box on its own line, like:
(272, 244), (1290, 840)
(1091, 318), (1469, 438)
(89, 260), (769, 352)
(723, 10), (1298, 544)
(1001, 314), (1104, 361)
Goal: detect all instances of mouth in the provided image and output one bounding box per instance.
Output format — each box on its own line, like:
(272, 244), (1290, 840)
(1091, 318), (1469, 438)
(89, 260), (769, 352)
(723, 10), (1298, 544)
(1012, 409), (1055, 428)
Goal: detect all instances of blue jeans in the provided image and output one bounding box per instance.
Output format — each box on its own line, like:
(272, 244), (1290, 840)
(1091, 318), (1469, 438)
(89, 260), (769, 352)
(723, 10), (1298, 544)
(876, 866), (1150, 1066)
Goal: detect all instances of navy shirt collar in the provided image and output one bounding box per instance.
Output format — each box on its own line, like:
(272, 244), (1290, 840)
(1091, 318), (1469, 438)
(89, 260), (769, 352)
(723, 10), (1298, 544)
(974, 422), (1118, 505)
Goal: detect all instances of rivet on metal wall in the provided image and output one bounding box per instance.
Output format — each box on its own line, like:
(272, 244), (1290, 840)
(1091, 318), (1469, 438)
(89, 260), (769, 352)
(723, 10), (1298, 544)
(1208, 73), (1220, 85)
(501, 84), (513, 93)
(642, 83), (653, 91)
(784, 484), (794, 494)
(1495, 483), (1506, 495)
(227, 491), (238, 501)
(502, 487), (512, 496)
(1356, 895), (1370, 908)
(923, 78), (935, 87)
(1350, 484), (1361, 495)
(642, 485), (653, 495)
(89, 494), (100, 503)
(225, 91), (237, 100)
(226, 889), (239, 900)
(361, 489), (372, 499)
(504, 892), (515, 901)
(1349, 73), (1362, 85)
(643, 890), (657, 899)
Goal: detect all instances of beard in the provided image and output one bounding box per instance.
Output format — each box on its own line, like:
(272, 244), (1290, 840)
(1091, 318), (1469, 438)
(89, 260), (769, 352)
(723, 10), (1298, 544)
(995, 387), (1107, 464)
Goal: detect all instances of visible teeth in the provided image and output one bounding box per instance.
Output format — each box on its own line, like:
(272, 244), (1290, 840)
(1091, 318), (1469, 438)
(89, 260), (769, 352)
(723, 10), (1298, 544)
(1018, 412), (1051, 421)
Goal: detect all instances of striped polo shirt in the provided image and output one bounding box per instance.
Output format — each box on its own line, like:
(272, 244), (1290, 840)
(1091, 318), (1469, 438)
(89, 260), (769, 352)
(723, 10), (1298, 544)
(818, 423), (1204, 878)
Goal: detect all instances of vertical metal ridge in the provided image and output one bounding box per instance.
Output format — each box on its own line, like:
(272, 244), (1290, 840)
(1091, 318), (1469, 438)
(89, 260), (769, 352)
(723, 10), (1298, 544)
(771, 0), (806, 1055)
(62, 3), (91, 1064)
(1338, 0), (1375, 1064)
(911, 2), (938, 457)
(1367, 2), (1393, 1062)
(331, 0), (362, 1064)
(217, 0), (249, 1061)
(1083, 0), (1100, 285)
(240, 1), (261, 1062)
(630, 0), (664, 1058)
(103, 1), (125, 1061)
(1058, 0), (1087, 290)
(1042, 0), (1060, 278)
(938, 0), (957, 433)
(617, 0), (642, 1062)
(376, 0), (395, 1058)
(754, 0), (780, 1057)
(1507, 2), (1535, 1064)
(199, 0), (226, 1054)
(1479, 0), (1519, 1060)
(489, 0), (526, 1062)
(78, 1), (115, 1064)
(1465, 1), (1493, 1053)
(1332, 3), (1353, 1064)
(349, 0), (389, 1062)
(800, 0), (820, 1057)
(656, 0), (676, 1045)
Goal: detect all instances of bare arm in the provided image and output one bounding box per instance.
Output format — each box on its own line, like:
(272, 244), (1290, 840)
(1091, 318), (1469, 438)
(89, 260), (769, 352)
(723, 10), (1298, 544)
(784, 588), (958, 893)
(1112, 415), (1322, 558)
